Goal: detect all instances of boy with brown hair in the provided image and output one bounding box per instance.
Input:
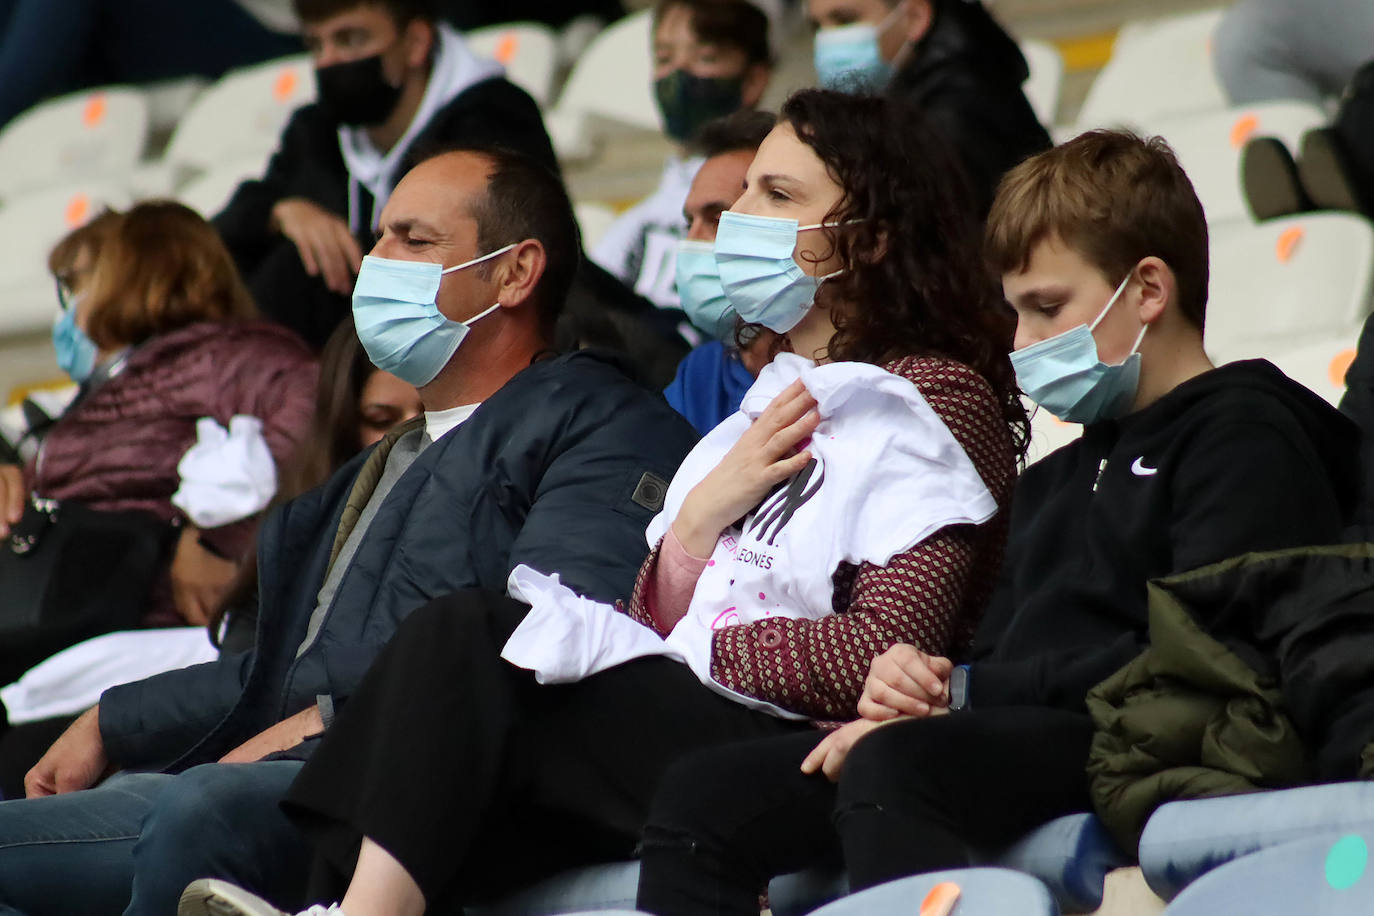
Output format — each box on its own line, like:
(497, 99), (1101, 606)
(632, 130), (1361, 913)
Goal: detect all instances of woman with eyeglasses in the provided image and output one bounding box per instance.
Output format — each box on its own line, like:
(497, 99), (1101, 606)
(0, 201), (315, 681)
(179, 88), (1026, 916)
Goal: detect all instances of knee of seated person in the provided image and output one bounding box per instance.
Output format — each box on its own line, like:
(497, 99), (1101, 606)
(643, 750), (751, 847)
(141, 764), (263, 842)
(836, 721), (934, 807)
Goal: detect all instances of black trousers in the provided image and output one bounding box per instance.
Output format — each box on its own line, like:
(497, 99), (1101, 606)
(282, 590), (804, 909)
(636, 707), (1096, 916)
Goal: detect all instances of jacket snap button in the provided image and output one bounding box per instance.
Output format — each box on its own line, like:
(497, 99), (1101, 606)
(760, 628), (782, 648)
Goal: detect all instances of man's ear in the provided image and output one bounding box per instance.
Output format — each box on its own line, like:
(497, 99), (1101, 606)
(740, 63), (771, 110)
(899, 0), (936, 45)
(403, 18), (435, 71)
(1134, 256), (1174, 326)
(495, 239), (547, 311)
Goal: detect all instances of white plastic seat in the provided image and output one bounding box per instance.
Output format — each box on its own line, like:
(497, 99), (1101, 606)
(1206, 214), (1374, 364)
(1250, 329), (1361, 406)
(159, 54), (315, 181)
(1024, 398), (1080, 466)
(0, 181), (132, 336)
(1075, 8), (1227, 132)
(1020, 39), (1063, 128)
(176, 155), (272, 219)
(141, 76), (210, 138)
(574, 201), (618, 251)
(547, 10), (659, 161)
(1143, 102), (1328, 225)
(465, 22), (559, 108)
(0, 88), (148, 198)
(807, 869), (1056, 916)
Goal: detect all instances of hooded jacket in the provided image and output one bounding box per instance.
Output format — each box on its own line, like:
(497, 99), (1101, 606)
(96, 351), (699, 772)
(887, 0), (1052, 216)
(969, 359), (1360, 711)
(1087, 543), (1374, 853)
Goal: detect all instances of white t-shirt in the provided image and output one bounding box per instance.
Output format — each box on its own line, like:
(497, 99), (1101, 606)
(502, 354), (997, 718)
(425, 403), (481, 443)
(590, 155), (704, 310)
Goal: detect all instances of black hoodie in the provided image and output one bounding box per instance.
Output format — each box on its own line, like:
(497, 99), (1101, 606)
(969, 359), (1361, 711)
(887, 0), (1052, 217)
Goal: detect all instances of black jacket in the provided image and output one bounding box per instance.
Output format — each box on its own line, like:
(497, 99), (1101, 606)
(888, 0), (1052, 216)
(213, 77), (558, 347)
(97, 351), (698, 772)
(969, 360), (1360, 711)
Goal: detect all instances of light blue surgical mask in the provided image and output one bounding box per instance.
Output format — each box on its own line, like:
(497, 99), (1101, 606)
(812, 2), (907, 91)
(676, 239), (736, 341)
(52, 302), (97, 383)
(352, 243), (515, 387)
(1009, 275), (1148, 425)
(714, 211), (845, 334)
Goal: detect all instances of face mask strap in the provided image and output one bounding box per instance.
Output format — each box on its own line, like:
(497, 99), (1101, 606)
(465, 301), (503, 325)
(442, 242), (518, 275)
(1088, 273), (1133, 332)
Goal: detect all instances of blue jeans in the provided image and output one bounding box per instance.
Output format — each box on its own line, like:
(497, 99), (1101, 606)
(0, 760), (308, 916)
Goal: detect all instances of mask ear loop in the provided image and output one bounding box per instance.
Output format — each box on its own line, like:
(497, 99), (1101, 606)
(796, 219), (863, 282)
(1089, 273), (1150, 360)
(441, 242), (518, 275)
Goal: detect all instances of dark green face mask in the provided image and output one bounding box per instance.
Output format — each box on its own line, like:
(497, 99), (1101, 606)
(654, 69), (745, 143)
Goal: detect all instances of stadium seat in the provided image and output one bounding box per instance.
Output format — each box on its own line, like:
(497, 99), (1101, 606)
(1144, 102), (1328, 225)
(465, 23), (560, 108)
(1261, 330), (1361, 406)
(805, 869), (1056, 916)
(0, 89), (148, 199)
(1075, 8), (1227, 132)
(1024, 400), (1080, 466)
(1139, 782), (1374, 902)
(574, 201), (618, 251)
(158, 54), (314, 182)
(1206, 214), (1374, 364)
(175, 156), (269, 219)
(1162, 829), (1373, 914)
(141, 76), (210, 138)
(1020, 39), (1064, 128)
(0, 181), (131, 336)
(546, 11), (659, 162)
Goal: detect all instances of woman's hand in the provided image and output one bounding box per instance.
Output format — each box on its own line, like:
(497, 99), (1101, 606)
(672, 379), (820, 557)
(857, 644), (953, 721)
(801, 716), (907, 782)
(0, 464), (25, 537)
(170, 526), (238, 626)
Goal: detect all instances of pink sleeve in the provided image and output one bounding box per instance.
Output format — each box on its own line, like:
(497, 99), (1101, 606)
(648, 527), (711, 633)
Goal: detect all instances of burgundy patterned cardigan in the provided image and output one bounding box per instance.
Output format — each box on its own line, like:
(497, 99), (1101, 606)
(621, 356), (1018, 721)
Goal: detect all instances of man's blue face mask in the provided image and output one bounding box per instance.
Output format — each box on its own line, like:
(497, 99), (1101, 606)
(1009, 274), (1148, 425)
(351, 243), (515, 387)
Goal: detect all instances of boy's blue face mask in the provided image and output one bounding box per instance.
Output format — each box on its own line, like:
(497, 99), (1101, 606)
(351, 243), (515, 387)
(676, 239), (736, 341)
(713, 211), (846, 334)
(52, 300), (97, 383)
(1009, 274), (1148, 425)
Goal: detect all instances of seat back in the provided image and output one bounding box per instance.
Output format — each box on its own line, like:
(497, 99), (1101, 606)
(807, 868), (1057, 916)
(163, 54), (315, 174)
(1024, 400), (1081, 467)
(1020, 39), (1064, 127)
(1206, 214), (1374, 364)
(1139, 782), (1374, 901)
(552, 11), (659, 135)
(1249, 331), (1361, 407)
(1076, 9), (1227, 131)
(465, 23), (560, 107)
(0, 181), (132, 336)
(176, 156), (272, 219)
(0, 89), (148, 197)
(1144, 102), (1327, 225)
(1163, 830), (1373, 914)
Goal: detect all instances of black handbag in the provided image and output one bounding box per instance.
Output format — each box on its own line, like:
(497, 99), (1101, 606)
(0, 495), (176, 686)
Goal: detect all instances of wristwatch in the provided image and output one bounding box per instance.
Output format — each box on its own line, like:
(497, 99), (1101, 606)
(948, 664), (971, 713)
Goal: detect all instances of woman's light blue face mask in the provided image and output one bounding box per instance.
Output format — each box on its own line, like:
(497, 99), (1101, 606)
(52, 291), (97, 383)
(351, 243), (515, 388)
(812, 1), (908, 91)
(713, 211), (846, 334)
(1009, 274), (1149, 425)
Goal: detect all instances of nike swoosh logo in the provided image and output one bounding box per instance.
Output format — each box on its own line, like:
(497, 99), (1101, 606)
(1131, 457), (1158, 477)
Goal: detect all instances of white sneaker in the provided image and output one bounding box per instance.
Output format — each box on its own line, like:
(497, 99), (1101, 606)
(178, 879), (345, 916)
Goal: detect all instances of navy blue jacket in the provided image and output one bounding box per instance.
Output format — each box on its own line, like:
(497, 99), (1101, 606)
(99, 351), (698, 771)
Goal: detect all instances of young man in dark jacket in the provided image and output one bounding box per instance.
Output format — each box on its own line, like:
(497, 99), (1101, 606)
(214, 0), (558, 348)
(632, 130), (1361, 915)
(0, 147), (699, 916)
(808, 0), (1050, 216)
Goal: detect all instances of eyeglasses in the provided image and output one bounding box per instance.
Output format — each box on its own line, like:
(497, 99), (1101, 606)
(54, 276), (76, 311)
